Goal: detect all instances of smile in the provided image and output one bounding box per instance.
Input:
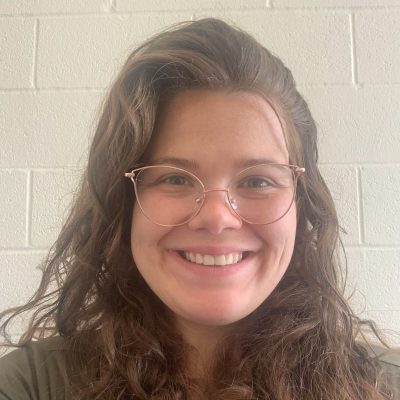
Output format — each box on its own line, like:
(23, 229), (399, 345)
(183, 251), (247, 266)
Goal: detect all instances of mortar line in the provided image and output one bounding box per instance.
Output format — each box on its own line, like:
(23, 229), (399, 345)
(25, 170), (33, 247)
(2, 83), (400, 93)
(261, 6), (400, 11)
(0, 248), (49, 254)
(319, 162), (400, 167)
(1, 163), (400, 171)
(3, 244), (397, 252)
(0, 7), (280, 18)
(356, 167), (365, 245)
(31, 19), (39, 88)
(349, 12), (359, 87)
(0, 7), (398, 21)
(0, 87), (106, 93)
(345, 245), (400, 250)
(0, 167), (83, 172)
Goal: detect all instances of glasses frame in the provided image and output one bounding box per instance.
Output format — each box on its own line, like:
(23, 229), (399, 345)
(125, 163), (305, 227)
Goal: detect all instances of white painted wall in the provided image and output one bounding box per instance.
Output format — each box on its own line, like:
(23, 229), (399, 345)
(0, 0), (399, 342)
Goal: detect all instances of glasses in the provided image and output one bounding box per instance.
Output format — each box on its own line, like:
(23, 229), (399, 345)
(124, 164), (305, 227)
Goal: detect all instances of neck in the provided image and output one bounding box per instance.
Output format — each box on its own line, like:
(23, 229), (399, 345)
(175, 318), (232, 380)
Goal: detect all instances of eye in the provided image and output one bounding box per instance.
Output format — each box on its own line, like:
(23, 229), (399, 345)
(239, 176), (273, 189)
(160, 174), (192, 186)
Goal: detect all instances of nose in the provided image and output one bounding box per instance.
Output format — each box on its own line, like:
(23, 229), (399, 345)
(187, 189), (242, 234)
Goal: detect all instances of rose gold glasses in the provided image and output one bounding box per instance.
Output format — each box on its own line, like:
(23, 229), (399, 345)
(125, 164), (305, 227)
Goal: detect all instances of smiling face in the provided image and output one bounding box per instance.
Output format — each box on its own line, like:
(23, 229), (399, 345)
(130, 89), (297, 331)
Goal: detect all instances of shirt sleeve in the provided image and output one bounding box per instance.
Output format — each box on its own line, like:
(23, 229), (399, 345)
(0, 338), (75, 400)
(382, 360), (400, 400)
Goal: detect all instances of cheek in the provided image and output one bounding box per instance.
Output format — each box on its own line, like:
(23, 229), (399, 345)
(253, 207), (297, 282)
(131, 203), (157, 242)
(130, 205), (170, 266)
(256, 206), (297, 247)
(130, 205), (142, 251)
(130, 205), (152, 264)
(131, 203), (141, 228)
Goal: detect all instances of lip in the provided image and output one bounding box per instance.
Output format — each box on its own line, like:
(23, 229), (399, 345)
(183, 251), (244, 266)
(168, 249), (256, 280)
(174, 246), (252, 255)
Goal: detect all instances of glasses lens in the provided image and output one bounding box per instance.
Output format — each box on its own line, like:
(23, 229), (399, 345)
(229, 164), (296, 224)
(134, 166), (203, 226)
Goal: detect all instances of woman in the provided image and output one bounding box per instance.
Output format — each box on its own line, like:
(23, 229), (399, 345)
(0, 18), (398, 400)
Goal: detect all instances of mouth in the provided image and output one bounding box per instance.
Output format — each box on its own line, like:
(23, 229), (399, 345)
(178, 251), (251, 266)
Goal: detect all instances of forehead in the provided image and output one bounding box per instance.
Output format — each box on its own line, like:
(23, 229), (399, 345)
(146, 89), (289, 169)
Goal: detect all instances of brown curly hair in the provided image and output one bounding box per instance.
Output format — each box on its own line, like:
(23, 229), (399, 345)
(0, 17), (394, 399)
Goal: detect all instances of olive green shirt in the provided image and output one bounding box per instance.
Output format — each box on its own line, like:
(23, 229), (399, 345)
(0, 336), (82, 400)
(1, 336), (399, 399)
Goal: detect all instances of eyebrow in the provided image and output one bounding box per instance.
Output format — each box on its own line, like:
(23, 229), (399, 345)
(235, 158), (287, 168)
(149, 157), (200, 170)
(149, 156), (286, 170)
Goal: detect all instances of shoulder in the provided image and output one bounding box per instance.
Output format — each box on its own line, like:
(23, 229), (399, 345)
(365, 344), (400, 399)
(380, 357), (400, 399)
(0, 335), (87, 400)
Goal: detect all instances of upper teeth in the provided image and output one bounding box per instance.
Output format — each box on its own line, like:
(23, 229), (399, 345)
(184, 252), (243, 266)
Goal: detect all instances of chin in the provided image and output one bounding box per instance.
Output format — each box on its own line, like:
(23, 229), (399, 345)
(172, 298), (262, 328)
(179, 313), (241, 328)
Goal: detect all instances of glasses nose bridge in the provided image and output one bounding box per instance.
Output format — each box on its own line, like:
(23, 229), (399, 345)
(198, 187), (238, 213)
(203, 188), (229, 195)
(202, 187), (230, 203)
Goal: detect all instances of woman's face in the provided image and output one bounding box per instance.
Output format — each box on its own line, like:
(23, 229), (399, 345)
(130, 89), (297, 329)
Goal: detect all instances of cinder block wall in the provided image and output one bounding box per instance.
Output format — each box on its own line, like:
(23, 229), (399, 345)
(1, 1), (399, 342)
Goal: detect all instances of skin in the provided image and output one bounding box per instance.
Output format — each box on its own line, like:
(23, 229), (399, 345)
(130, 89), (297, 371)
